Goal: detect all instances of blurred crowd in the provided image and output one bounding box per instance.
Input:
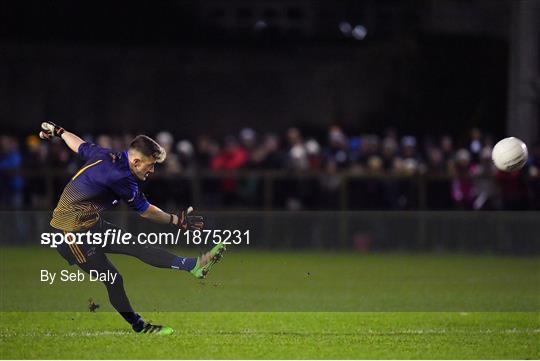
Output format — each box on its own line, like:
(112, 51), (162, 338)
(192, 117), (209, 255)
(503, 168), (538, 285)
(1, 126), (539, 210)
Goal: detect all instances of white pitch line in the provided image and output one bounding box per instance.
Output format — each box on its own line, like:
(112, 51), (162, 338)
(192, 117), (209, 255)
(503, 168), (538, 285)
(1, 328), (539, 338)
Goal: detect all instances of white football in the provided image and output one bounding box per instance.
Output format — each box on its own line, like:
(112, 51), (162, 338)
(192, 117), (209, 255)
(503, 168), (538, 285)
(492, 137), (528, 172)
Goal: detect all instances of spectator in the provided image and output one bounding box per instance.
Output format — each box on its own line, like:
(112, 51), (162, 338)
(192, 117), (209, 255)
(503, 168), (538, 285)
(239, 128), (258, 168)
(426, 147), (446, 175)
(440, 135), (454, 166)
(451, 149), (475, 209)
(0, 136), (24, 209)
(395, 136), (422, 175)
(24, 135), (49, 207)
(528, 143), (540, 209)
(354, 134), (379, 170)
(156, 131), (181, 173)
(305, 138), (322, 170)
(195, 135), (219, 169)
(96, 134), (113, 149)
(111, 135), (125, 152)
(472, 146), (500, 210)
(367, 155), (383, 173)
(211, 136), (248, 205)
(211, 136), (248, 171)
(496, 164), (529, 210)
(252, 133), (284, 169)
(424, 145), (453, 209)
(176, 140), (196, 171)
(380, 137), (398, 172)
(528, 143), (540, 177)
(286, 127), (308, 171)
(469, 127), (483, 164)
(324, 126), (350, 170)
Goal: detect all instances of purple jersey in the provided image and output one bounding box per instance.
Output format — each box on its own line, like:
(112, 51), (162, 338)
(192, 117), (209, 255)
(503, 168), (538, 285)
(50, 143), (149, 231)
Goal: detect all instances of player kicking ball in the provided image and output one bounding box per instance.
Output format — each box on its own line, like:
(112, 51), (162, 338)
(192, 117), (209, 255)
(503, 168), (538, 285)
(40, 121), (225, 335)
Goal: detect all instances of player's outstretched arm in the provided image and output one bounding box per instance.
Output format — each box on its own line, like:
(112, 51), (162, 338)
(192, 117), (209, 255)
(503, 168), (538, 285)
(141, 204), (204, 230)
(60, 131), (85, 153)
(39, 121), (84, 153)
(141, 204), (175, 224)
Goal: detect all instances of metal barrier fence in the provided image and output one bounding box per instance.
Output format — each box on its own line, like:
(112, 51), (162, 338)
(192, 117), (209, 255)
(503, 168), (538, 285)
(0, 169), (496, 210)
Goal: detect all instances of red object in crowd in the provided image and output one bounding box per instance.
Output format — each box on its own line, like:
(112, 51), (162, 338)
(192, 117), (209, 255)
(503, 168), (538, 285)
(495, 168), (527, 202)
(211, 147), (248, 170)
(211, 146), (248, 192)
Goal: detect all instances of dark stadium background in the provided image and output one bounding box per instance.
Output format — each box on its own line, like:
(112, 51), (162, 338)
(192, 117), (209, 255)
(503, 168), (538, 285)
(0, 0), (515, 137)
(0, 0), (539, 251)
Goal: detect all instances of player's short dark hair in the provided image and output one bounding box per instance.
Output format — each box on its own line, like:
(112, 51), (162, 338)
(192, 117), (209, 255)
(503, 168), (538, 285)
(128, 135), (166, 163)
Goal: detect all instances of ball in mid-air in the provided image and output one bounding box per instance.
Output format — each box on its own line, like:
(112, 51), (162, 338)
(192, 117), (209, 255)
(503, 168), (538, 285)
(491, 137), (528, 172)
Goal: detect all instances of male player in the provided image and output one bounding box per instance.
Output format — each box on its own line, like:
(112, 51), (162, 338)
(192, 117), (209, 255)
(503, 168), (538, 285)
(40, 121), (225, 335)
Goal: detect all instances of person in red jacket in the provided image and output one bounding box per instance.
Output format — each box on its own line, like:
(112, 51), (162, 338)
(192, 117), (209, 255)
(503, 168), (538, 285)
(211, 136), (248, 204)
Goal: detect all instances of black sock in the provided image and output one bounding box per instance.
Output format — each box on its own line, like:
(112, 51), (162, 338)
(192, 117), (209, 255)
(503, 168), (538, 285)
(121, 312), (145, 332)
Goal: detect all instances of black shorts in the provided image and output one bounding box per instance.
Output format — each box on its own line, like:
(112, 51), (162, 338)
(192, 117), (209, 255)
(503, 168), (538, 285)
(56, 218), (177, 270)
(56, 218), (121, 266)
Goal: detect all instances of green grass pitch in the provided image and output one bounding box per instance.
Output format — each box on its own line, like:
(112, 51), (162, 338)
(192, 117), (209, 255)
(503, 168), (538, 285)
(1, 248), (539, 359)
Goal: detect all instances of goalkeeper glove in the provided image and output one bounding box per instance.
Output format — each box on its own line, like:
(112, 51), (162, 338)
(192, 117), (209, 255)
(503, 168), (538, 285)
(39, 121), (65, 140)
(171, 206), (204, 231)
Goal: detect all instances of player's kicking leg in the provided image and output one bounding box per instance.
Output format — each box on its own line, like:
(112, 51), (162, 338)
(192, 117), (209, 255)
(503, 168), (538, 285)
(106, 241), (227, 279)
(102, 220), (227, 279)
